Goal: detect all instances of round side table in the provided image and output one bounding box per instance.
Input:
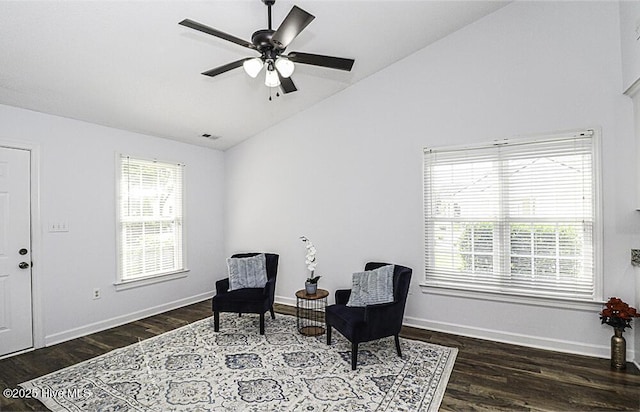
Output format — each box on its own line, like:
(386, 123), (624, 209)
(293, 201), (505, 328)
(295, 288), (329, 336)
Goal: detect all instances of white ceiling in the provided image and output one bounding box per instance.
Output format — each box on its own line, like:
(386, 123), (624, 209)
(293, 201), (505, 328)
(0, 0), (508, 150)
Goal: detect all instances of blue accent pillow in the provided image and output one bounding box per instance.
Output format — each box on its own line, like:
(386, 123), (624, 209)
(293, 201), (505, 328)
(346, 264), (395, 307)
(227, 254), (268, 291)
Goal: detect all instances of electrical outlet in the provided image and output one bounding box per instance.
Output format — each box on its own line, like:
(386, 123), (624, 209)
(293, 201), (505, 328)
(93, 288), (101, 300)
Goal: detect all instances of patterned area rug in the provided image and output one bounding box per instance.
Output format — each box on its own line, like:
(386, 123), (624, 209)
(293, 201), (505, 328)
(21, 313), (457, 411)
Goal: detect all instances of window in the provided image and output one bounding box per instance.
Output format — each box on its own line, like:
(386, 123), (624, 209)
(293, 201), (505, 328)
(423, 130), (600, 302)
(117, 155), (185, 283)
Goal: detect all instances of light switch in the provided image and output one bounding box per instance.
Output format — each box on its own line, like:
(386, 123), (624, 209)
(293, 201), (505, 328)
(49, 222), (69, 232)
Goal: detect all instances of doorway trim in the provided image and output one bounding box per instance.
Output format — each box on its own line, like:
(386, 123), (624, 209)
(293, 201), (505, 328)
(0, 138), (43, 352)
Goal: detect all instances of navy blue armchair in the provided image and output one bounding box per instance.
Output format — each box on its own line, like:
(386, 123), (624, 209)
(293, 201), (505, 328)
(212, 253), (279, 335)
(325, 262), (412, 370)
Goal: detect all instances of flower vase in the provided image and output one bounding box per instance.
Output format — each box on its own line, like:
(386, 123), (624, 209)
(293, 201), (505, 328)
(610, 327), (626, 370)
(305, 281), (317, 295)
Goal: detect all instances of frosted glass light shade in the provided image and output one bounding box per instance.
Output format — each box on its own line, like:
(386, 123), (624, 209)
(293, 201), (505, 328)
(243, 58), (263, 78)
(275, 58), (295, 78)
(265, 68), (281, 87)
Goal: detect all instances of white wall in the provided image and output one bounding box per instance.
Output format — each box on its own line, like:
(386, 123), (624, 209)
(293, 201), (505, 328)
(621, 0), (640, 367)
(629, 77), (640, 369)
(634, 91), (640, 369)
(620, 0), (640, 92)
(0, 104), (225, 346)
(225, 1), (638, 360)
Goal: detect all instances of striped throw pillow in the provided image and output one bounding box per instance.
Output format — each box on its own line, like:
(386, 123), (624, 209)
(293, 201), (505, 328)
(346, 264), (395, 307)
(227, 254), (268, 291)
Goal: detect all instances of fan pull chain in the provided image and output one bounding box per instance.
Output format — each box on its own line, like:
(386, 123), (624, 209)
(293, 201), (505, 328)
(268, 89), (281, 101)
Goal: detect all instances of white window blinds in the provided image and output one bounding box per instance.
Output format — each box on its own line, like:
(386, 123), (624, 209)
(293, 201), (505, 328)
(423, 131), (598, 301)
(118, 156), (185, 281)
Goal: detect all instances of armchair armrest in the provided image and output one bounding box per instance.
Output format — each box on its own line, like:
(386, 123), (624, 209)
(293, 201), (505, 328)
(263, 278), (276, 297)
(362, 301), (405, 338)
(363, 301), (398, 323)
(335, 289), (352, 305)
(216, 278), (230, 294)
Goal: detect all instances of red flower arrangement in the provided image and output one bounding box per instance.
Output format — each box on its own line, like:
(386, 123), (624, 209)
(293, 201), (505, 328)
(600, 297), (640, 331)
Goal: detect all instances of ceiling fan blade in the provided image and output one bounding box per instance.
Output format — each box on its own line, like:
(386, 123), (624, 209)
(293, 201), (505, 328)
(179, 19), (256, 50)
(287, 52), (355, 71)
(271, 6), (315, 50)
(278, 73), (298, 94)
(201, 59), (248, 77)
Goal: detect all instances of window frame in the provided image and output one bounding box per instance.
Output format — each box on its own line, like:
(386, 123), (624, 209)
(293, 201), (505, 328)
(420, 129), (603, 306)
(115, 154), (188, 289)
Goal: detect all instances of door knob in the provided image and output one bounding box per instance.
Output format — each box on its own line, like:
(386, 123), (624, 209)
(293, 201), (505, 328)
(18, 262), (29, 269)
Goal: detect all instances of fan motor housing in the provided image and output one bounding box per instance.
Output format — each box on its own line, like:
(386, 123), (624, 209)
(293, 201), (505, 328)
(252, 29), (282, 59)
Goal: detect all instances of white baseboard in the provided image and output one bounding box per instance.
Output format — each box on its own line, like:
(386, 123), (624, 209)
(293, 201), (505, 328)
(402, 315), (621, 360)
(275, 295), (297, 308)
(44, 291), (214, 347)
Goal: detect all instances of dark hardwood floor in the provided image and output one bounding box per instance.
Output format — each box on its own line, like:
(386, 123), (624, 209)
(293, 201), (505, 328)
(1, 300), (638, 411)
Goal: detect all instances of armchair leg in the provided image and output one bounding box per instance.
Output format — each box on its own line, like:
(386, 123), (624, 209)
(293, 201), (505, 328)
(214, 311), (220, 332)
(326, 324), (332, 345)
(259, 313), (265, 335)
(394, 335), (402, 357)
(270, 307), (275, 319)
(351, 342), (358, 370)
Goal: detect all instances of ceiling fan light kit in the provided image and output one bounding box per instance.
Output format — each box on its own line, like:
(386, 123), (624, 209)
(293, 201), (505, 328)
(179, 0), (354, 97)
(265, 65), (281, 87)
(275, 58), (294, 78)
(243, 58), (264, 78)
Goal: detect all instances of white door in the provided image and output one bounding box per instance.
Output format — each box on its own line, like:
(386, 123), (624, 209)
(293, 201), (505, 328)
(0, 147), (32, 357)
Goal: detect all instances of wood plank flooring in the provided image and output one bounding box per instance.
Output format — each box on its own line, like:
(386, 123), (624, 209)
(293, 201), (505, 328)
(1, 299), (638, 411)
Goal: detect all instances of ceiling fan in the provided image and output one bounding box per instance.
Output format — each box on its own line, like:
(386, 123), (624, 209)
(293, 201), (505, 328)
(179, 0), (355, 95)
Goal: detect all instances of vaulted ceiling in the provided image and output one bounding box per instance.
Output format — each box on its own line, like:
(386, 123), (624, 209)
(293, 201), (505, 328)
(0, 1), (508, 150)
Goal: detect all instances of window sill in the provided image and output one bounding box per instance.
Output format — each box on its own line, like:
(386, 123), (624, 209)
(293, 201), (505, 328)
(115, 270), (190, 291)
(418, 283), (605, 312)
